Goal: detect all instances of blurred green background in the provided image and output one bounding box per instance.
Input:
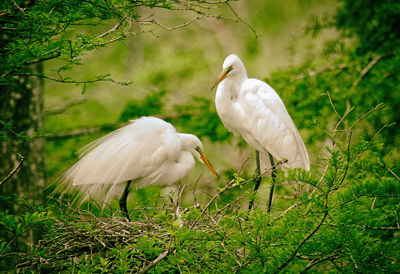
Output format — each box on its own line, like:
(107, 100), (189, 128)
(44, 0), (399, 212)
(44, 0), (340, 209)
(3, 0), (400, 271)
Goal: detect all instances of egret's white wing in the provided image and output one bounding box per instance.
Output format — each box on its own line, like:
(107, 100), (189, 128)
(61, 117), (182, 203)
(239, 79), (310, 170)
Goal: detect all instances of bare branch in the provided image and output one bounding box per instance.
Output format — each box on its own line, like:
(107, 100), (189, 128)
(349, 103), (385, 131)
(0, 154), (24, 186)
(325, 91), (341, 120)
(277, 210), (328, 271)
(377, 159), (400, 181)
(11, 0), (25, 13)
(225, 2), (258, 39)
(95, 18), (126, 39)
(143, 16), (202, 31)
(138, 248), (171, 274)
(45, 97), (87, 116)
(352, 54), (383, 88)
(15, 73), (132, 86)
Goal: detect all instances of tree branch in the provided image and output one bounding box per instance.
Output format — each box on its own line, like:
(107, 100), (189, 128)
(45, 97), (87, 116)
(0, 154), (24, 186)
(225, 2), (258, 39)
(137, 248), (171, 274)
(277, 210), (328, 272)
(15, 73), (132, 86)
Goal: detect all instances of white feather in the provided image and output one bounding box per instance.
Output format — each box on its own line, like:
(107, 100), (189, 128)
(215, 54), (310, 171)
(58, 117), (207, 205)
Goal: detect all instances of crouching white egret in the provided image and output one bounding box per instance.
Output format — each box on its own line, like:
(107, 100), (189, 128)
(59, 116), (218, 221)
(211, 54), (310, 211)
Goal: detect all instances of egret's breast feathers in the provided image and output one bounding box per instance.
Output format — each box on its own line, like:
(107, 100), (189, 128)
(239, 79), (310, 169)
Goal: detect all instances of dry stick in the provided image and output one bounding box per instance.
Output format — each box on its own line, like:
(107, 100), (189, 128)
(225, 1), (258, 39)
(149, 16), (201, 31)
(45, 97), (87, 116)
(216, 195), (246, 215)
(137, 249), (170, 274)
(14, 73), (131, 85)
(377, 159), (400, 181)
(325, 91), (341, 120)
(95, 17), (126, 39)
(352, 54), (383, 88)
(173, 184), (186, 221)
(0, 154), (24, 186)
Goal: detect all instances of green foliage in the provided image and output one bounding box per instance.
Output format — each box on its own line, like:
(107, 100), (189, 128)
(335, 0), (400, 54)
(2, 0), (400, 272)
(4, 105), (400, 272)
(119, 90), (167, 122)
(0, 195), (53, 271)
(171, 96), (231, 142)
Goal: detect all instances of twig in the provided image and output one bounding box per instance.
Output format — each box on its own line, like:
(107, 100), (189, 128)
(11, 0), (25, 13)
(352, 55), (383, 88)
(377, 159), (400, 181)
(45, 97), (87, 115)
(352, 124), (387, 163)
(349, 103), (385, 131)
(325, 91), (341, 119)
(173, 184), (186, 224)
(371, 196), (377, 210)
(225, 2), (258, 39)
(277, 210), (328, 272)
(147, 16), (202, 31)
(95, 18), (126, 39)
(216, 195), (245, 215)
(338, 193), (400, 208)
(0, 154), (24, 186)
(190, 160), (286, 229)
(137, 248), (171, 274)
(300, 255), (339, 273)
(14, 73), (132, 86)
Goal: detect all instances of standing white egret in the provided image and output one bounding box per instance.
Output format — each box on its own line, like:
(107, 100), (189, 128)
(59, 116), (218, 221)
(211, 54), (310, 211)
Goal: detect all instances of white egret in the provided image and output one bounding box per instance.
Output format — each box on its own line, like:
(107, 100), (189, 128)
(211, 54), (310, 211)
(59, 116), (218, 221)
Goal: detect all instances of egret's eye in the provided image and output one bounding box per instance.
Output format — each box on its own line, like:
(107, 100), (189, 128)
(227, 65), (233, 72)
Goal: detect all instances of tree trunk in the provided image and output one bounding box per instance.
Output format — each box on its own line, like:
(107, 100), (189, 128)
(0, 64), (45, 211)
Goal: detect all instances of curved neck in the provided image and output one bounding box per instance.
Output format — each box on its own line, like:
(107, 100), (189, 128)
(215, 70), (247, 108)
(178, 133), (197, 152)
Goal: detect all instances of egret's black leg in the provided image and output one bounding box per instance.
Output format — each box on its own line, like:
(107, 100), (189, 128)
(267, 153), (276, 213)
(119, 180), (132, 221)
(248, 150), (262, 211)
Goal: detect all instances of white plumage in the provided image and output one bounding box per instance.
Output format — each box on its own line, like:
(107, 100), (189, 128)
(59, 117), (217, 211)
(212, 54), (310, 172)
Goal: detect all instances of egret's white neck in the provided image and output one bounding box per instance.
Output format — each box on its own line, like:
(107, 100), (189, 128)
(215, 69), (247, 108)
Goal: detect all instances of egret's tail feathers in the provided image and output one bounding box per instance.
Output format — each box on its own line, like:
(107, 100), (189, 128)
(52, 174), (128, 209)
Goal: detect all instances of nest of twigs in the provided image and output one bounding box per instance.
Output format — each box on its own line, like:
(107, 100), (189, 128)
(16, 175), (255, 272)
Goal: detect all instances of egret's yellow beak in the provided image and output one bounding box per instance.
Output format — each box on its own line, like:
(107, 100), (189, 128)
(196, 147), (218, 177)
(211, 67), (231, 91)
